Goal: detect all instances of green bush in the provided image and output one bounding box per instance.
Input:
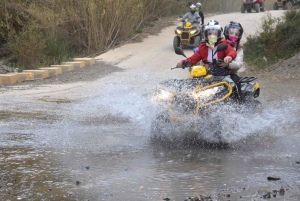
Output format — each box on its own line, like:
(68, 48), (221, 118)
(244, 9), (300, 68)
(7, 22), (46, 71)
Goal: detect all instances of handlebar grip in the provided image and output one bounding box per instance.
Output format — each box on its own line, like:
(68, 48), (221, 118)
(182, 61), (189, 66)
(216, 59), (224, 65)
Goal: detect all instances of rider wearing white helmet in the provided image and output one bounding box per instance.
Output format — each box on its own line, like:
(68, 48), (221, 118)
(177, 19), (237, 73)
(179, 4), (201, 27)
(195, 2), (204, 25)
(204, 19), (224, 50)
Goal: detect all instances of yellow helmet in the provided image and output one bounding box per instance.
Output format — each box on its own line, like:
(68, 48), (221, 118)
(185, 22), (192, 28)
(190, 65), (207, 77)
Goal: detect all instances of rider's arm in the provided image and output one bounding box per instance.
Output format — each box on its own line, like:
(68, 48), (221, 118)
(228, 48), (243, 71)
(199, 11), (204, 24)
(182, 13), (189, 21)
(181, 44), (205, 66)
(224, 42), (237, 60)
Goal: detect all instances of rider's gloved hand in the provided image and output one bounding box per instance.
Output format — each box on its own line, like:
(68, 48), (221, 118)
(177, 60), (190, 69)
(176, 61), (185, 69)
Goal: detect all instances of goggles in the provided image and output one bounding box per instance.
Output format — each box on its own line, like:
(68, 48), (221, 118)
(228, 28), (240, 37)
(207, 29), (219, 36)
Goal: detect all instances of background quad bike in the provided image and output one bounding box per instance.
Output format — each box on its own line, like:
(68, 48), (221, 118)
(173, 20), (203, 50)
(273, 0), (300, 10)
(241, 0), (265, 13)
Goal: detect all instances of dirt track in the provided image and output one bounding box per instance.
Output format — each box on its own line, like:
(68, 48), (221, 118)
(0, 11), (288, 99)
(2, 10), (299, 108)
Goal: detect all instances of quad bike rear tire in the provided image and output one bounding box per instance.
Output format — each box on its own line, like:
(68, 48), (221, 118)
(273, 2), (279, 10)
(260, 2), (265, 11)
(194, 36), (201, 47)
(173, 36), (180, 50)
(241, 4), (246, 13)
(255, 3), (260, 12)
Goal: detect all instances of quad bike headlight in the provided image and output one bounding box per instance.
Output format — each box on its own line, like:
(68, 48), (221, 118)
(192, 86), (225, 100)
(190, 29), (197, 35)
(175, 29), (182, 34)
(152, 88), (173, 101)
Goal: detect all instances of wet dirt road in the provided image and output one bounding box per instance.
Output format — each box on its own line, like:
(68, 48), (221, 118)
(1, 11), (300, 201)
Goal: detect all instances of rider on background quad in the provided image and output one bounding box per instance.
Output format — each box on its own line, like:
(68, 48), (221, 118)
(179, 4), (201, 29)
(220, 21), (244, 100)
(195, 2), (204, 25)
(177, 20), (236, 73)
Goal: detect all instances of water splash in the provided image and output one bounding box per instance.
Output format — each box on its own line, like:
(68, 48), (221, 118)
(149, 98), (300, 145)
(32, 69), (158, 150)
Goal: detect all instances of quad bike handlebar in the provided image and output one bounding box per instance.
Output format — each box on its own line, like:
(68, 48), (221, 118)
(171, 61), (191, 70)
(171, 59), (224, 70)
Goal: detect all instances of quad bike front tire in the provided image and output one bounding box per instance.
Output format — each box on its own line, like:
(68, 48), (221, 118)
(150, 111), (171, 143)
(273, 2), (279, 10)
(255, 3), (260, 12)
(173, 36), (180, 50)
(193, 36), (201, 47)
(241, 4), (246, 13)
(252, 100), (263, 114)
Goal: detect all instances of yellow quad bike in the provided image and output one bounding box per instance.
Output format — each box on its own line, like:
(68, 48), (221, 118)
(151, 44), (261, 144)
(173, 19), (203, 50)
(273, 0), (299, 9)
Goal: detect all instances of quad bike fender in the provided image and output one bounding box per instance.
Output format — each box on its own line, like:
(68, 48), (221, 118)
(254, 82), (259, 90)
(241, 82), (260, 99)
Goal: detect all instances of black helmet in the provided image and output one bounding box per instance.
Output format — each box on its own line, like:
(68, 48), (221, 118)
(224, 21), (243, 43)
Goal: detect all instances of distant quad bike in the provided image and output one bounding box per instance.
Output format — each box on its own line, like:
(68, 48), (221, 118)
(241, 0), (265, 13)
(173, 20), (203, 50)
(273, 0), (300, 10)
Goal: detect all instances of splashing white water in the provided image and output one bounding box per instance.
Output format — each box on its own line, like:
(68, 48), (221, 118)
(27, 68), (300, 149)
(150, 98), (300, 144)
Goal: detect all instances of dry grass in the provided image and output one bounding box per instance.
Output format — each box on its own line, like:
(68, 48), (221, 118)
(0, 0), (274, 69)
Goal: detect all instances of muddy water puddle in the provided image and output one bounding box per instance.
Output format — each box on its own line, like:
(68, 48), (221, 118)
(1, 131), (300, 201)
(1, 97), (300, 200)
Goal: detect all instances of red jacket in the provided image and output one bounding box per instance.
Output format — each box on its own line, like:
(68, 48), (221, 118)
(184, 40), (237, 66)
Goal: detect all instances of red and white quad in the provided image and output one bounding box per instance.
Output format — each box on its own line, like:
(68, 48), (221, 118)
(241, 0), (265, 13)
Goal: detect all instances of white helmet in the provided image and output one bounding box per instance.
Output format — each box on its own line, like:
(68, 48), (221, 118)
(196, 2), (202, 7)
(204, 19), (223, 43)
(190, 4), (196, 11)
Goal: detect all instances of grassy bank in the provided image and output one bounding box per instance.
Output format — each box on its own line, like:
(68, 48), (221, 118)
(243, 9), (300, 69)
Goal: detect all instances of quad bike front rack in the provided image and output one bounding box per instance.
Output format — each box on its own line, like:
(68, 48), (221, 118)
(168, 81), (233, 121)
